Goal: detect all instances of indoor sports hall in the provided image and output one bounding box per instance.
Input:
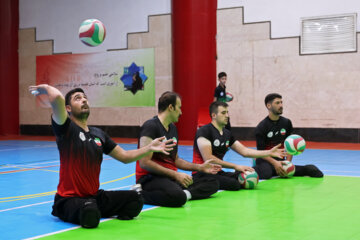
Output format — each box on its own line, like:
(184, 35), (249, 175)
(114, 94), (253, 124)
(1, 0), (360, 239)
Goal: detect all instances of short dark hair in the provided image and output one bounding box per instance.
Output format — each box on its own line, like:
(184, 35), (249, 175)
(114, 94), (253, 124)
(264, 93), (282, 106)
(158, 91), (181, 113)
(218, 72), (227, 79)
(65, 88), (85, 106)
(209, 101), (228, 116)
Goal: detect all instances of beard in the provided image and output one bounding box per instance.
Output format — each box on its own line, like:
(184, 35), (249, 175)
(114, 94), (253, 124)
(72, 110), (90, 121)
(71, 105), (90, 121)
(272, 108), (283, 115)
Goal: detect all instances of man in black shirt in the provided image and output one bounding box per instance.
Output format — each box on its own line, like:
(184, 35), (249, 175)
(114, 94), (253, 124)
(136, 91), (222, 207)
(254, 93), (323, 179)
(193, 101), (285, 190)
(29, 84), (174, 228)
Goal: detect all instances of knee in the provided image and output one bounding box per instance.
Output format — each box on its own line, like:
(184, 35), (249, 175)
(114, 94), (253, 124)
(201, 177), (220, 193)
(164, 190), (187, 207)
(228, 180), (241, 191)
(119, 192), (144, 219)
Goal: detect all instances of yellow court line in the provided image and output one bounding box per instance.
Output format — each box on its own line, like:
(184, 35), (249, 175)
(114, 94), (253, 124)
(100, 173), (135, 185)
(0, 166), (59, 174)
(0, 173), (135, 203)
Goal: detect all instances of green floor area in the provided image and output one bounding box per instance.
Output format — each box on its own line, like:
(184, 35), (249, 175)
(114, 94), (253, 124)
(42, 176), (360, 240)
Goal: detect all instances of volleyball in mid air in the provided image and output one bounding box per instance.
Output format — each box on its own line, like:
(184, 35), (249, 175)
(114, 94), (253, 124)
(284, 134), (306, 156)
(79, 19), (106, 47)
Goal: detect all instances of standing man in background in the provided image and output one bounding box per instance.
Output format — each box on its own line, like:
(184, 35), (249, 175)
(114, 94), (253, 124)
(214, 72), (231, 130)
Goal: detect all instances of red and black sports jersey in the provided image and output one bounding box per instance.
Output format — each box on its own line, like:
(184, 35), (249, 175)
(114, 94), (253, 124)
(255, 116), (293, 159)
(193, 123), (236, 167)
(52, 117), (117, 197)
(214, 84), (226, 102)
(135, 116), (179, 181)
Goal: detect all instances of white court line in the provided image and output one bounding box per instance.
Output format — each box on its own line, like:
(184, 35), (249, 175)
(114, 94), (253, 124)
(0, 200), (53, 212)
(326, 174), (360, 177)
(0, 185), (133, 213)
(324, 170), (360, 173)
(0, 144), (57, 152)
(25, 206), (159, 240)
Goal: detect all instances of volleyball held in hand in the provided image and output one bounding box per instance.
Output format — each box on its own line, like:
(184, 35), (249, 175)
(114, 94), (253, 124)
(79, 19), (106, 47)
(281, 160), (295, 177)
(238, 171), (259, 189)
(225, 92), (234, 102)
(284, 134), (306, 155)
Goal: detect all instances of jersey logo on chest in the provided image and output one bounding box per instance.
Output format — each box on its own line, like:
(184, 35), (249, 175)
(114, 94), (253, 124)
(94, 138), (102, 146)
(213, 139), (220, 147)
(79, 132), (86, 141)
(280, 128), (286, 135)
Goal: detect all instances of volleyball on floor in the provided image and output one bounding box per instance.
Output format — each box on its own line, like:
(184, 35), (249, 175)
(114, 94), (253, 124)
(284, 134), (306, 155)
(226, 92), (234, 102)
(79, 19), (106, 46)
(281, 160), (295, 177)
(238, 171), (259, 189)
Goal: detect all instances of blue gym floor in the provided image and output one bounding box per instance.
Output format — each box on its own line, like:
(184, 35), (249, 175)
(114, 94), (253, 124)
(1, 140), (360, 239)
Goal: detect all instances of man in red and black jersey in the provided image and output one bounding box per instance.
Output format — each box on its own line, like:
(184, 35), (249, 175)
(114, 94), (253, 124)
(29, 84), (174, 228)
(136, 91), (222, 207)
(193, 101), (285, 190)
(254, 93), (323, 179)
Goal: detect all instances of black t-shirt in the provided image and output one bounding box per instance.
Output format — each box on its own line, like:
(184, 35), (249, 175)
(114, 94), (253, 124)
(52, 117), (117, 197)
(193, 123), (236, 165)
(255, 116), (293, 160)
(135, 116), (179, 181)
(214, 84), (227, 102)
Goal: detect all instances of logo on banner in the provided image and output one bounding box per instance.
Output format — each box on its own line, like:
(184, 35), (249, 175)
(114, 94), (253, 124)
(120, 62), (148, 94)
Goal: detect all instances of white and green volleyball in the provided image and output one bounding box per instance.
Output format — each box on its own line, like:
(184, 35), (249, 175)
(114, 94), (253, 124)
(225, 92), (234, 102)
(281, 160), (295, 177)
(79, 19), (106, 47)
(238, 171), (259, 189)
(284, 134), (306, 156)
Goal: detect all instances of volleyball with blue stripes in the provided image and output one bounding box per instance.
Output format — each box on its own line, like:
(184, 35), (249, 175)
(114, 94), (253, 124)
(284, 134), (306, 155)
(238, 171), (259, 189)
(281, 160), (295, 177)
(79, 19), (106, 47)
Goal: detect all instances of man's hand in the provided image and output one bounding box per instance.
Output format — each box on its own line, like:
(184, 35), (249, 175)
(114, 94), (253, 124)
(199, 159), (222, 174)
(29, 84), (49, 96)
(269, 144), (286, 159)
(234, 165), (254, 173)
(174, 172), (193, 188)
(273, 160), (287, 177)
(149, 136), (176, 155)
